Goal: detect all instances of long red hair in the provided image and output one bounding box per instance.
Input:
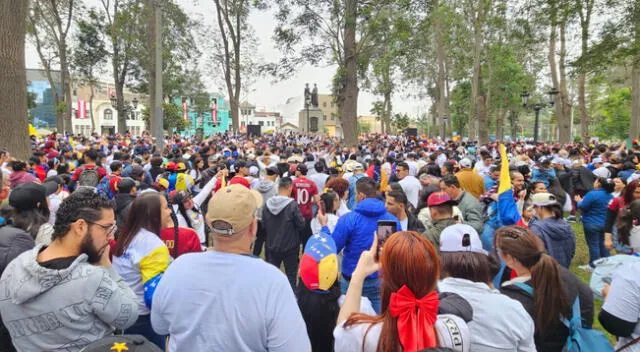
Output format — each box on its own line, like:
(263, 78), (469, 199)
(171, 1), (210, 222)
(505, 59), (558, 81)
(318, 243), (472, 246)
(344, 231), (441, 352)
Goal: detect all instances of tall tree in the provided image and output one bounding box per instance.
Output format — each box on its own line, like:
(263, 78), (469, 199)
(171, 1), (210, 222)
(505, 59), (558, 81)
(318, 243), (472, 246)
(547, 0), (573, 143)
(272, 0), (391, 145)
(575, 0), (596, 142)
(212, 0), (264, 131)
(28, 0), (76, 133)
(465, 0), (491, 143)
(0, 0), (30, 159)
(72, 8), (108, 134)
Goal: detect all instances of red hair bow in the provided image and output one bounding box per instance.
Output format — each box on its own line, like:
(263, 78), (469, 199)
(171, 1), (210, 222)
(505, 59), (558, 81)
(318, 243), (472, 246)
(388, 285), (439, 352)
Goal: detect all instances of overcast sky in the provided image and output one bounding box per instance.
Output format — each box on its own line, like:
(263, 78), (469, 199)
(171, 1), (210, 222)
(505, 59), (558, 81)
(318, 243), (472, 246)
(25, 0), (426, 117)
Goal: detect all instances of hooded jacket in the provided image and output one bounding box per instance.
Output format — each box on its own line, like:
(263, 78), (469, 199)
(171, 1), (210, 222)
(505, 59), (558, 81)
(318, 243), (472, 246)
(423, 217), (458, 251)
(115, 193), (136, 231)
(0, 245), (139, 352)
(262, 196), (305, 253)
(0, 224), (34, 352)
(331, 198), (400, 279)
(529, 217), (576, 268)
(8, 171), (38, 188)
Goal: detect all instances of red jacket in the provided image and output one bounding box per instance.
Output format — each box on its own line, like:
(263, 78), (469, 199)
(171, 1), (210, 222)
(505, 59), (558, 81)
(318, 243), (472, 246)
(160, 227), (202, 258)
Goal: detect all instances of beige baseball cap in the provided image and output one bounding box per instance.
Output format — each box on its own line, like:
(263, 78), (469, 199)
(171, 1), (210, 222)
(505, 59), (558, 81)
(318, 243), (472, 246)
(206, 184), (263, 236)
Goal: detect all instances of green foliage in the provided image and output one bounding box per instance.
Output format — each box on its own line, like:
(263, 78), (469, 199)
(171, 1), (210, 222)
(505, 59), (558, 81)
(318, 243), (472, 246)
(72, 8), (108, 84)
(392, 113), (410, 131)
(592, 87), (631, 140)
(142, 103), (187, 131)
(450, 81), (471, 134)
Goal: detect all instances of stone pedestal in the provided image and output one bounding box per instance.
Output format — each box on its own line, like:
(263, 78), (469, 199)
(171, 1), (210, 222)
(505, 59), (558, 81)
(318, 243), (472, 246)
(298, 107), (324, 133)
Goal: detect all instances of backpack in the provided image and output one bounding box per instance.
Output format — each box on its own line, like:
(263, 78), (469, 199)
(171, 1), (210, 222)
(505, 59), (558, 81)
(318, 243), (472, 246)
(78, 167), (100, 187)
(96, 175), (115, 200)
(512, 282), (614, 352)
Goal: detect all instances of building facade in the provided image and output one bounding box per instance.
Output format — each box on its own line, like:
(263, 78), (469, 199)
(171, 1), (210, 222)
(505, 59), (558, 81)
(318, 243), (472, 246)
(279, 93), (342, 137)
(239, 101), (281, 134)
(171, 93), (230, 136)
(70, 81), (146, 136)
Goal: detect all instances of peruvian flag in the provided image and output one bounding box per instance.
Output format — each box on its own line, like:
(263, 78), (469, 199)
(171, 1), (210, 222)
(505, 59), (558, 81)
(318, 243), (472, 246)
(76, 100), (87, 119)
(212, 98), (218, 123)
(182, 99), (188, 121)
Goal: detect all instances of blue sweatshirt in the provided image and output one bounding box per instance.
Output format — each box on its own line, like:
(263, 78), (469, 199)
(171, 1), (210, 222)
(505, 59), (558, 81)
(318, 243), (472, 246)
(330, 198), (400, 279)
(577, 188), (613, 226)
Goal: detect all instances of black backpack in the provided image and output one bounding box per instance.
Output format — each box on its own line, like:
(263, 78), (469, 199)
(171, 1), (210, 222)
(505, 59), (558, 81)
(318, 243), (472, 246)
(78, 167), (100, 187)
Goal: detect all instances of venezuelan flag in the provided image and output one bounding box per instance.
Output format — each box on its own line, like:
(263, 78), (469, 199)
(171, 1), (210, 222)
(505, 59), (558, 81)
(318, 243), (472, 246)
(497, 144), (526, 227)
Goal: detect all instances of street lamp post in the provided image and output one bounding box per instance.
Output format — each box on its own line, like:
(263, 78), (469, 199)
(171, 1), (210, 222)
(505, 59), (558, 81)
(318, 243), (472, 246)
(521, 89), (558, 143)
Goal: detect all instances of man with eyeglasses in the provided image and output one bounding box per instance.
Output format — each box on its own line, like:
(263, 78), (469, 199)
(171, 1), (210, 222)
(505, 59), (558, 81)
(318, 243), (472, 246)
(151, 184), (311, 352)
(0, 188), (139, 352)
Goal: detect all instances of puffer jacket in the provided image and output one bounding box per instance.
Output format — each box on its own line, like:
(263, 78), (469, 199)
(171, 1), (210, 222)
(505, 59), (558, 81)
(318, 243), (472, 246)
(529, 217), (576, 268)
(262, 196), (305, 253)
(331, 198), (400, 279)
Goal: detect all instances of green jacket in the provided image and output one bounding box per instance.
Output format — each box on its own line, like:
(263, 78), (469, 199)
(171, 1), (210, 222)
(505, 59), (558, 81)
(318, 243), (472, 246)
(423, 217), (458, 251)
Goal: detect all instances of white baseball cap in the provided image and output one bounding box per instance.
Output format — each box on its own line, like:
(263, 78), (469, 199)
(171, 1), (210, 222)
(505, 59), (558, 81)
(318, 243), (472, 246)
(440, 224), (488, 256)
(459, 158), (472, 168)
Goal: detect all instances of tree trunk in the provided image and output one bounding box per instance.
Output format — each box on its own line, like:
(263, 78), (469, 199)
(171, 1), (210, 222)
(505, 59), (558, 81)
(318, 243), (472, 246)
(510, 111), (518, 139)
(578, 73), (588, 141)
(0, 0), (30, 159)
(60, 42), (72, 134)
(557, 22), (572, 143)
(468, 0), (486, 141)
(89, 83), (96, 133)
(116, 80), (127, 134)
(383, 91), (392, 135)
(496, 108), (504, 141)
(632, 64), (640, 140)
(148, 0), (157, 137)
(341, 0), (359, 146)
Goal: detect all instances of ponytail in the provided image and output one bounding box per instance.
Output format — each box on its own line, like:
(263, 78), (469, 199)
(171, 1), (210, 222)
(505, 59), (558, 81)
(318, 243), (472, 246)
(530, 253), (571, 333)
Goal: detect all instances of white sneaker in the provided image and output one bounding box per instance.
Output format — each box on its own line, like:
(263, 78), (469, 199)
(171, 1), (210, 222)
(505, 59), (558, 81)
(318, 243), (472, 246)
(578, 264), (594, 273)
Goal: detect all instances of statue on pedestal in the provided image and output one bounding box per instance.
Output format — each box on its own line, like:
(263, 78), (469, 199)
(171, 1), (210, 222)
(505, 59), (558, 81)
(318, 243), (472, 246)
(311, 84), (319, 108)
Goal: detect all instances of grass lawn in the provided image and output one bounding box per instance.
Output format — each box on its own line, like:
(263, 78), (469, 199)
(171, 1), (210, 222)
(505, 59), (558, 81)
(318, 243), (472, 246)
(568, 222), (616, 344)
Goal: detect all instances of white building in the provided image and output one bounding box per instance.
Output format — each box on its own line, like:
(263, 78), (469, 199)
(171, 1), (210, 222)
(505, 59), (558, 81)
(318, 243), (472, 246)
(239, 101), (281, 134)
(70, 80), (146, 136)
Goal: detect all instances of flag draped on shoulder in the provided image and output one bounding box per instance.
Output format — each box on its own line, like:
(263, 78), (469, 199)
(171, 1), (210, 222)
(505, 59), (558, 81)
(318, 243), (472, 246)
(498, 144), (526, 227)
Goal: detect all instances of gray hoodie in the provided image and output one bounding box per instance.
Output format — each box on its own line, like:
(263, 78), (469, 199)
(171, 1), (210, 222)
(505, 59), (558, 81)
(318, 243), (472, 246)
(0, 245), (139, 352)
(266, 195), (294, 215)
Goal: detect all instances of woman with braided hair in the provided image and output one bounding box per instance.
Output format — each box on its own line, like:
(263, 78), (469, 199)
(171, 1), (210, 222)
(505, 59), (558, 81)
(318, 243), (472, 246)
(495, 226), (594, 352)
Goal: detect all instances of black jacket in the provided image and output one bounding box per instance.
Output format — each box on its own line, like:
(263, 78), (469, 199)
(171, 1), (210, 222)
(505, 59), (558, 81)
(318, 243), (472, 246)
(406, 210), (426, 233)
(500, 266), (594, 352)
(262, 196), (305, 253)
(115, 193), (136, 231)
(571, 166), (595, 193)
(0, 224), (35, 352)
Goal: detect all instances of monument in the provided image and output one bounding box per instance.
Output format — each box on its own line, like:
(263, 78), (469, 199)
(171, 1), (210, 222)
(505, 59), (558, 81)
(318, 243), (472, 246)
(299, 83), (324, 133)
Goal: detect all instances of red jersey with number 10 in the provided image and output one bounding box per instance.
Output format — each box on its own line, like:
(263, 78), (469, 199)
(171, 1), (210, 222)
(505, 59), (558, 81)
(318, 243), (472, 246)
(293, 177), (318, 220)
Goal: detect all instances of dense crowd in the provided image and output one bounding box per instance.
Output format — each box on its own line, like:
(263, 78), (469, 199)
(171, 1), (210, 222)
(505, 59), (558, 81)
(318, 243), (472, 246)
(0, 131), (639, 352)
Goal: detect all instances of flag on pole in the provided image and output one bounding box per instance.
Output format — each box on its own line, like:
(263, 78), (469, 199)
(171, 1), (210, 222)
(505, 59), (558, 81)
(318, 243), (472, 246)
(212, 99), (218, 123)
(497, 144), (526, 227)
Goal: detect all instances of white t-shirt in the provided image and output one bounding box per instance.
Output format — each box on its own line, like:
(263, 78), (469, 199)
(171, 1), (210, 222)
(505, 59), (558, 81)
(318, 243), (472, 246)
(151, 251), (311, 352)
(407, 160), (419, 176)
(602, 262), (640, 351)
(311, 214), (339, 236)
(399, 175), (422, 209)
(333, 314), (470, 352)
(400, 217), (409, 231)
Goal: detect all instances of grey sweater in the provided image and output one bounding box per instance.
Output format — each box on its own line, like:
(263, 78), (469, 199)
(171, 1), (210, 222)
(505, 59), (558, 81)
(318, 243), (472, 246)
(0, 245), (139, 352)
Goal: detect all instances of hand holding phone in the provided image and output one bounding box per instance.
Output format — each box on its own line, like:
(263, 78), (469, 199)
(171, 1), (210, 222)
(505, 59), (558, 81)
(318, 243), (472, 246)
(376, 220), (398, 261)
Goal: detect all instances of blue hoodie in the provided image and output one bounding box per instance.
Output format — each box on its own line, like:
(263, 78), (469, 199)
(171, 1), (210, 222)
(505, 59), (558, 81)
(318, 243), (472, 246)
(330, 198), (400, 279)
(577, 188), (613, 225)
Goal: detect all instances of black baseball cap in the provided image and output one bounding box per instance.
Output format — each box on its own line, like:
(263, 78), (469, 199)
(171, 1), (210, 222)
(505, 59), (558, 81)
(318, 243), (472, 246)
(296, 163), (308, 174)
(266, 166), (280, 176)
(9, 182), (47, 211)
(43, 176), (65, 196)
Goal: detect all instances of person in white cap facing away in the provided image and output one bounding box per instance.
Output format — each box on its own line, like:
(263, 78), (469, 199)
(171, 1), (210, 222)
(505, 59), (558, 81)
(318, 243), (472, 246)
(438, 223), (536, 352)
(151, 184), (311, 352)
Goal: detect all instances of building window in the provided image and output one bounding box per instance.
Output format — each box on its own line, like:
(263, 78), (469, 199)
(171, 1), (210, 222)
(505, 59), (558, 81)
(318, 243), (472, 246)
(259, 121), (264, 126)
(104, 109), (113, 120)
(323, 102), (327, 108)
(330, 102), (335, 108)
(323, 115), (327, 121)
(310, 117), (319, 132)
(331, 115), (335, 121)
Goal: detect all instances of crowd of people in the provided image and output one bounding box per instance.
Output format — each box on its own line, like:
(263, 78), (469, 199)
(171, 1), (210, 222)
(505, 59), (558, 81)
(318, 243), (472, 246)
(0, 130), (639, 351)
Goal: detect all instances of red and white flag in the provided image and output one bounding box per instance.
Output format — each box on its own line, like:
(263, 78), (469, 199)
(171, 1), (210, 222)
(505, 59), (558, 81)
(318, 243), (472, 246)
(182, 100), (188, 121)
(212, 99), (218, 123)
(76, 100), (87, 119)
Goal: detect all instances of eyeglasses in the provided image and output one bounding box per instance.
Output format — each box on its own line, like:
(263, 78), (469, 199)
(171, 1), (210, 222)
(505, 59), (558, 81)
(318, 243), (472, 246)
(87, 221), (117, 236)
